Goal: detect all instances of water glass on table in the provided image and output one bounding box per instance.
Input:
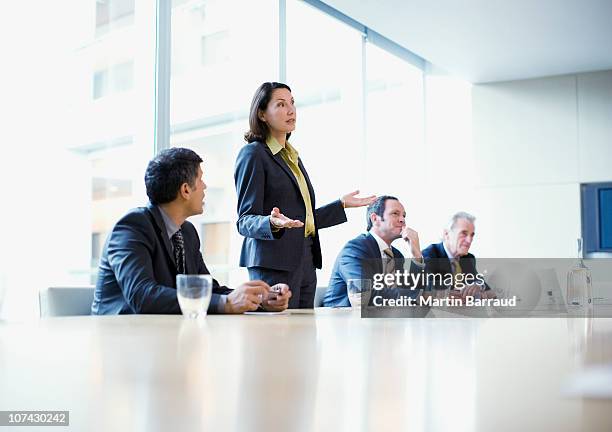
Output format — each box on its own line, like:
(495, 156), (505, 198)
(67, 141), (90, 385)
(176, 275), (213, 319)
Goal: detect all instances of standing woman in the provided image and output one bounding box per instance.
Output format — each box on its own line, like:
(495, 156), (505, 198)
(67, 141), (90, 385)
(234, 82), (375, 308)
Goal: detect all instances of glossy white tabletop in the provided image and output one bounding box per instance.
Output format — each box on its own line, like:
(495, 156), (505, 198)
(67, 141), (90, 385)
(1, 310), (611, 432)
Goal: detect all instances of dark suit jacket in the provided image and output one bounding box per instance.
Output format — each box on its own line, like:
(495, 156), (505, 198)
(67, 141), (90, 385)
(421, 242), (489, 290)
(324, 233), (424, 307)
(92, 204), (231, 315)
(234, 141), (347, 271)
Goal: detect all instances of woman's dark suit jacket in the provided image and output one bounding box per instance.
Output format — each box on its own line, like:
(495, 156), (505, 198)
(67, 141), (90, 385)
(234, 141), (347, 272)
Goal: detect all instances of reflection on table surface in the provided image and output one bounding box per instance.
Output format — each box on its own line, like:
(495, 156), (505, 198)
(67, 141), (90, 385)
(0, 309), (611, 432)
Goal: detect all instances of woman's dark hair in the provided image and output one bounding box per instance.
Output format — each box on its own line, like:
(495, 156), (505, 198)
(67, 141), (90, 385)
(244, 82), (292, 143)
(145, 147), (203, 205)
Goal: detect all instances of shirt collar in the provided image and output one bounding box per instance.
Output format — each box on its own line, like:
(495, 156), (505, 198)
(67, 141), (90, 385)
(266, 137), (299, 163)
(266, 136), (284, 155)
(442, 242), (456, 259)
(369, 231), (391, 254)
(158, 206), (181, 240)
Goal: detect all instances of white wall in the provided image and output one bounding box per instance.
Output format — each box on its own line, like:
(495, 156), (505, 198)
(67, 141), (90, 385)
(472, 70), (612, 258)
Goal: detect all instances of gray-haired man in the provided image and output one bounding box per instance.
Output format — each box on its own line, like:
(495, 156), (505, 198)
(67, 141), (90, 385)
(422, 212), (494, 299)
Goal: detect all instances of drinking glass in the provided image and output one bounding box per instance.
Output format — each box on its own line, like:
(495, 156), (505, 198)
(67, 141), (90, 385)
(176, 275), (213, 319)
(566, 267), (592, 313)
(566, 239), (593, 316)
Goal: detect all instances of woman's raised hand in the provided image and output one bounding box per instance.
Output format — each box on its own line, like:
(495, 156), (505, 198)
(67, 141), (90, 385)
(341, 190), (377, 208)
(270, 207), (305, 229)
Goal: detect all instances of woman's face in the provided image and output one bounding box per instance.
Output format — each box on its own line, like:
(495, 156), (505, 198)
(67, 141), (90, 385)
(259, 88), (296, 137)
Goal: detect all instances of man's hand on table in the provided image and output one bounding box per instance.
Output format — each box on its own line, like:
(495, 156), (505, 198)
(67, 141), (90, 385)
(224, 281), (269, 313)
(261, 283), (291, 312)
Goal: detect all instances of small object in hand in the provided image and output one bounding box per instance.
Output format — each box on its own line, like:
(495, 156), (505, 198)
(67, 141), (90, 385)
(268, 284), (283, 301)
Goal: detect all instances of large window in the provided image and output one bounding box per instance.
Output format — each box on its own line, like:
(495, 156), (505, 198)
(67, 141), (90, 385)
(0, 0), (431, 319)
(170, 0), (278, 286)
(171, 0), (428, 285)
(286, 1), (364, 201)
(69, 0), (156, 273)
(364, 43), (424, 196)
(96, 0), (136, 34)
(286, 0), (367, 279)
(0, 0), (156, 319)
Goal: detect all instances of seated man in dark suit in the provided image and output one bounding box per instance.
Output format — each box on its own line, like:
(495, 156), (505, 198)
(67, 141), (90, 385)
(92, 148), (291, 315)
(422, 211), (494, 299)
(323, 196), (425, 307)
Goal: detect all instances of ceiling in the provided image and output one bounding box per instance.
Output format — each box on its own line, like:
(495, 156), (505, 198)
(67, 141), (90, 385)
(322, 0), (612, 83)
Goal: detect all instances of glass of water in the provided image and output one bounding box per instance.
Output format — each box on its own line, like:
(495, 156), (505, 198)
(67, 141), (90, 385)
(566, 266), (592, 315)
(347, 279), (372, 309)
(176, 275), (213, 319)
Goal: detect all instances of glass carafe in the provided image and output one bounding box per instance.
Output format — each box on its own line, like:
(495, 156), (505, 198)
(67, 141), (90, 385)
(566, 238), (593, 315)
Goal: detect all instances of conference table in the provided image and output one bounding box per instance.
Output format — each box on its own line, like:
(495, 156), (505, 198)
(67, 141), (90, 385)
(1, 309), (611, 432)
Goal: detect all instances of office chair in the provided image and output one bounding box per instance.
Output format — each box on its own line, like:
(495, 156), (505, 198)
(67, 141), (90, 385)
(39, 286), (95, 317)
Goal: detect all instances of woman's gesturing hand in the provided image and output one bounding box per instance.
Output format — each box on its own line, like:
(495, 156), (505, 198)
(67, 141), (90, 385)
(270, 207), (305, 229)
(341, 190), (377, 208)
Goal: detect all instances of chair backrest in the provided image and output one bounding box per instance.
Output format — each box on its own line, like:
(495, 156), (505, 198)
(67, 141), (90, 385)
(314, 286), (328, 308)
(39, 286), (95, 317)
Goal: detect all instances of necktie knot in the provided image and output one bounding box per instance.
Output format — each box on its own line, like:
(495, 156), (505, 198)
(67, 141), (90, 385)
(172, 229), (185, 274)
